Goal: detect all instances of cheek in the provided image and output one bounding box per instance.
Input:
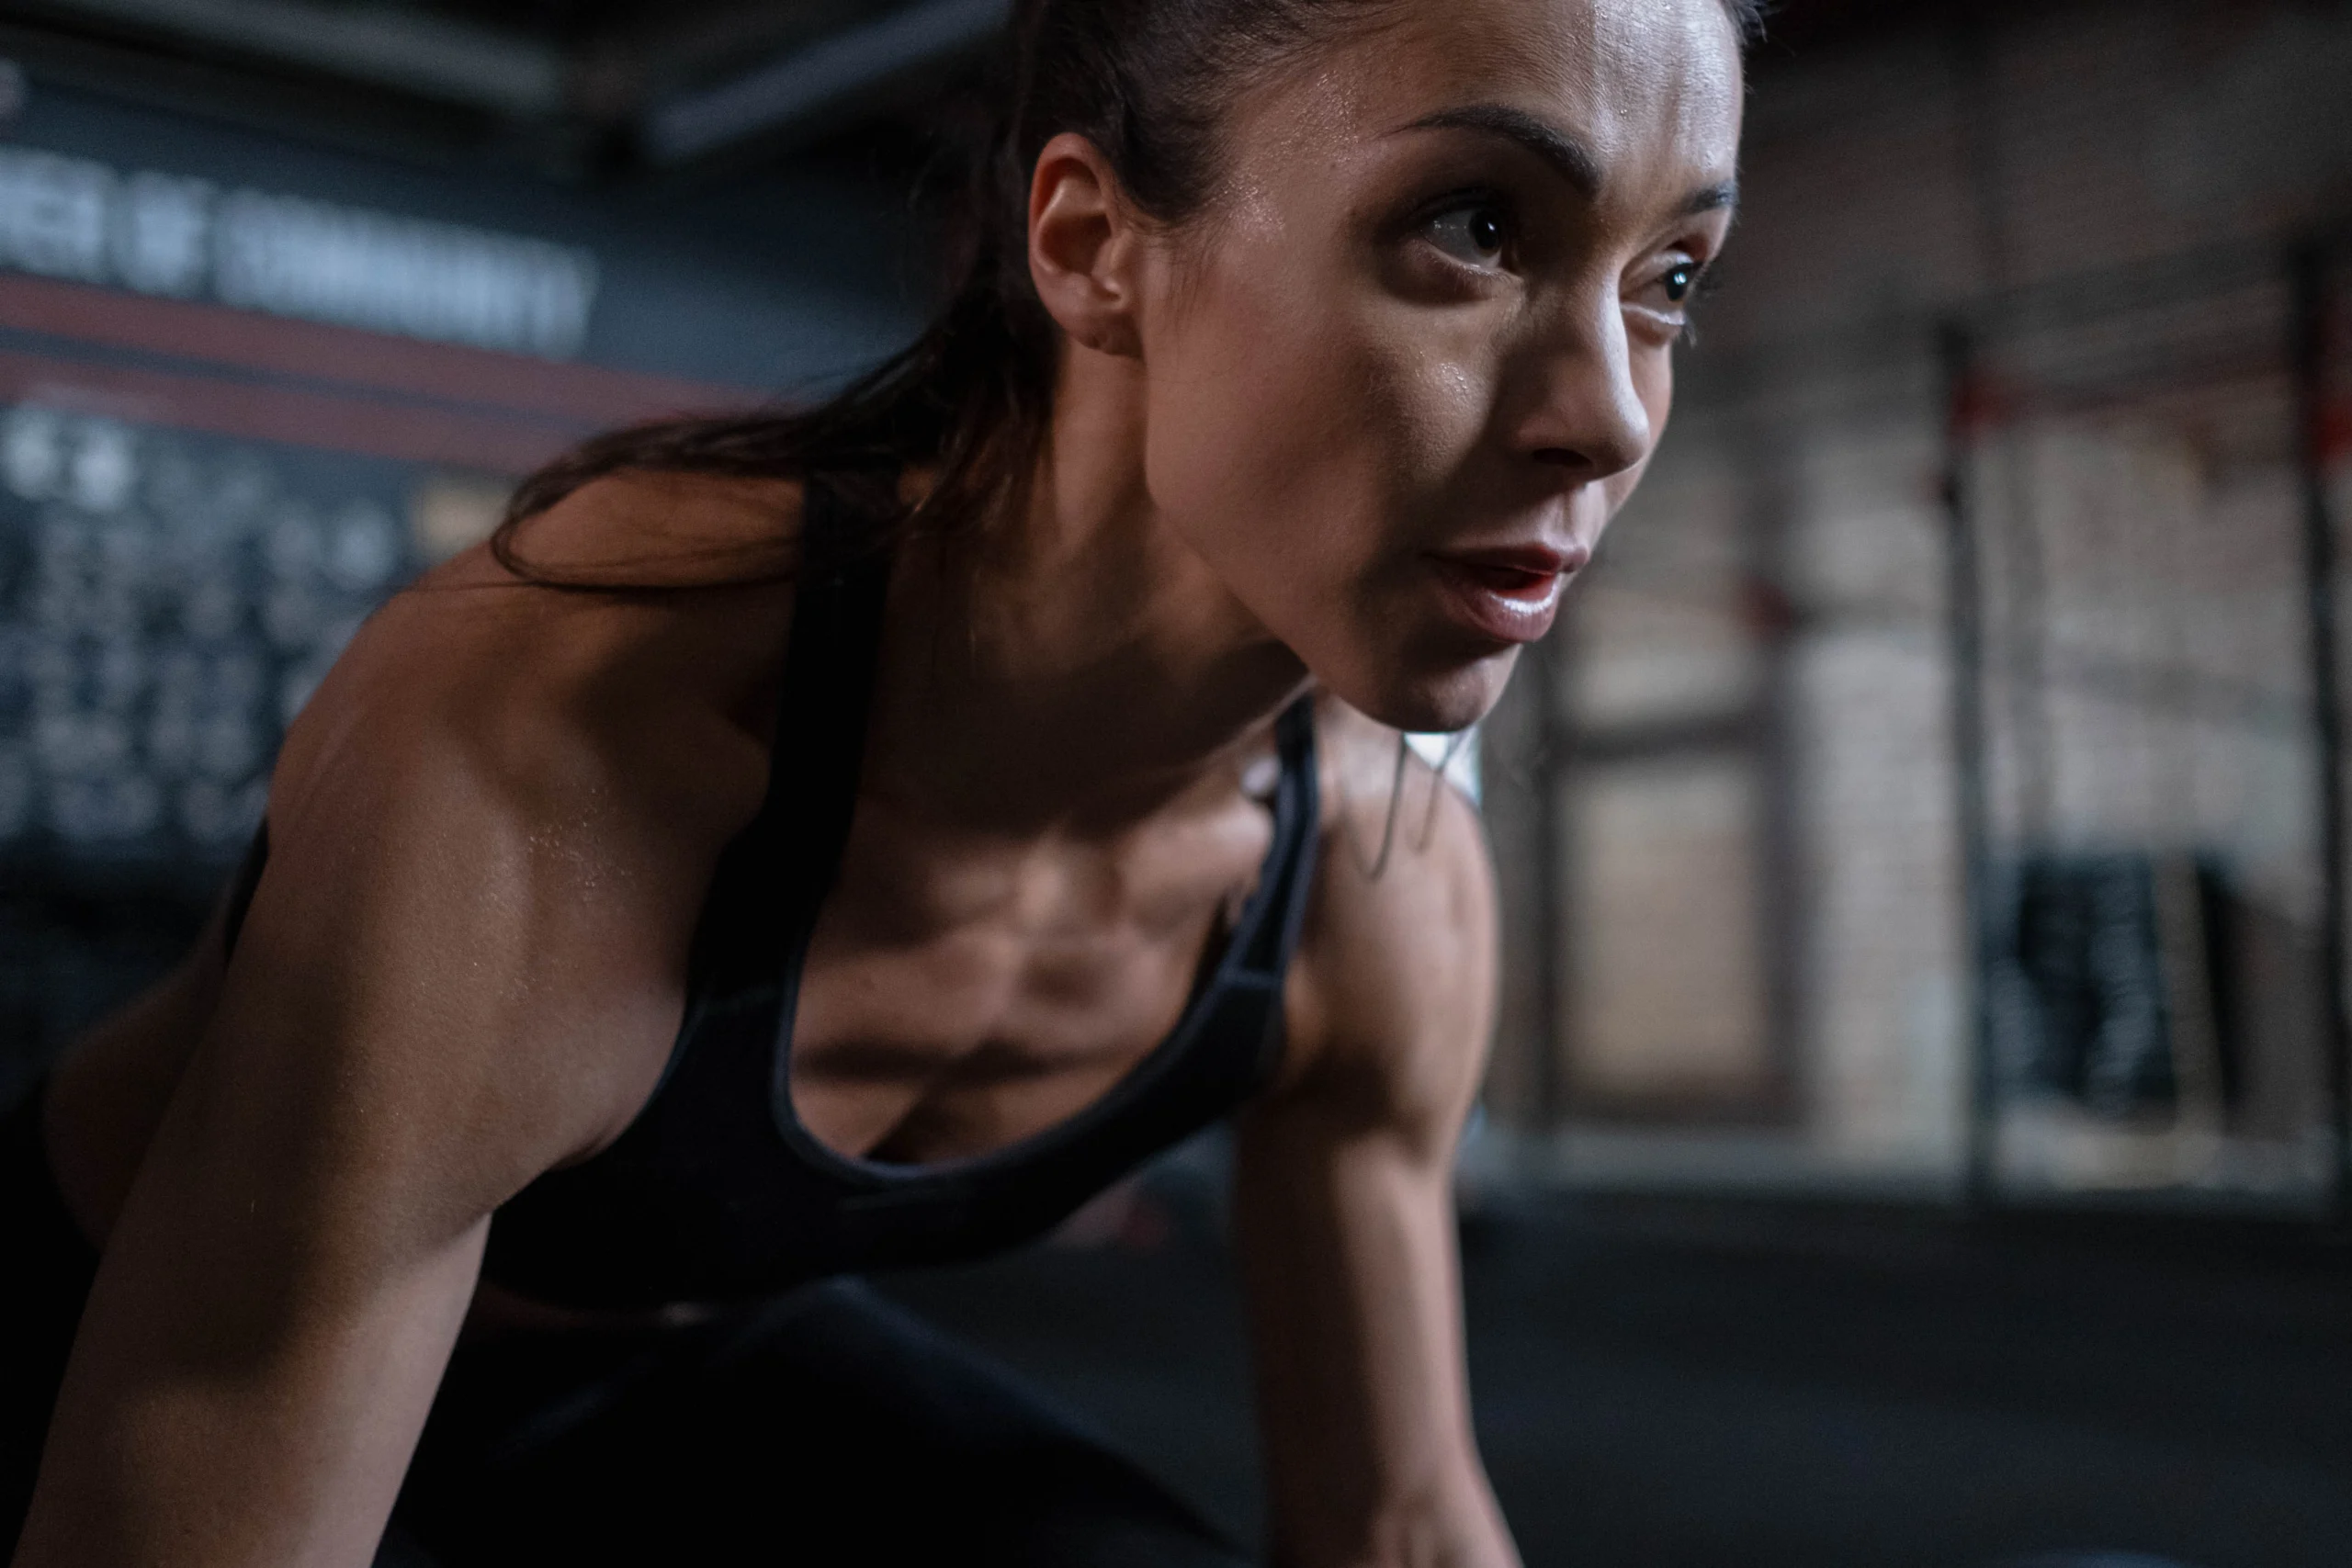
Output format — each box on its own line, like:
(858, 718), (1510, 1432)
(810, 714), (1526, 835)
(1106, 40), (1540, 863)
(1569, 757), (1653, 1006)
(1140, 246), (1495, 612)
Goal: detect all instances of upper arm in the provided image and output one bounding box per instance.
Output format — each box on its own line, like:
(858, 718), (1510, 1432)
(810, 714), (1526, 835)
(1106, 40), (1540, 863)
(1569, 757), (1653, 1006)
(1232, 723), (1513, 1568)
(1273, 769), (1497, 1151)
(1251, 711), (1498, 1167)
(16, 658), (731, 1567)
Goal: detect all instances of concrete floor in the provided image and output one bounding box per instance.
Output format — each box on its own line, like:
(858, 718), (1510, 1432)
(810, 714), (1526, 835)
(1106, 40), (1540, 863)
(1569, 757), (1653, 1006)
(878, 1196), (2352, 1568)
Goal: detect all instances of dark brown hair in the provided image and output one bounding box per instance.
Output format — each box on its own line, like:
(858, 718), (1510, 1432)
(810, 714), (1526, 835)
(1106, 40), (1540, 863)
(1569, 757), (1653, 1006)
(493, 0), (1766, 580)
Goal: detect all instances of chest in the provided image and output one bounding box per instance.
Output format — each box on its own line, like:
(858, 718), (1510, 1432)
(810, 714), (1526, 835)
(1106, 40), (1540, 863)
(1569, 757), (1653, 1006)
(785, 789), (1277, 1165)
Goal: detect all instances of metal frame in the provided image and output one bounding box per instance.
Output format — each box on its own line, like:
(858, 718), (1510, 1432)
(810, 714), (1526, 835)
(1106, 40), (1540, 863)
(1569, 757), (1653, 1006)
(2290, 241), (2352, 1231)
(1948, 245), (2352, 1226)
(1523, 636), (1568, 1131)
(1940, 319), (2001, 1212)
(1521, 478), (1806, 1131)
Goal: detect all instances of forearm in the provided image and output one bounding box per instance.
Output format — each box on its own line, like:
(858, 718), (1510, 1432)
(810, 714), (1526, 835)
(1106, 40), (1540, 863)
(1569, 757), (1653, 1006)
(1238, 1124), (1520, 1568)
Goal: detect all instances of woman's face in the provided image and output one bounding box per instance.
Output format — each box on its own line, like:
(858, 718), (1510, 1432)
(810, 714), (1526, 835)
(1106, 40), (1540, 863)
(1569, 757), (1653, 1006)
(1135, 0), (1745, 732)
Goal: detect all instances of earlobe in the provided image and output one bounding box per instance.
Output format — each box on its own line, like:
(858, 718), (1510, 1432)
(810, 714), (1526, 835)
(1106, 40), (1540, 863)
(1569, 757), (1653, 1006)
(1027, 131), (1144, 359)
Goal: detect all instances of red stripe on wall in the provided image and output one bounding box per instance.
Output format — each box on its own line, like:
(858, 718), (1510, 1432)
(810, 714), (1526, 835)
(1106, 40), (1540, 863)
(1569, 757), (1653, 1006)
(0, 273), (766, 430)
(0, 348), (585, 473)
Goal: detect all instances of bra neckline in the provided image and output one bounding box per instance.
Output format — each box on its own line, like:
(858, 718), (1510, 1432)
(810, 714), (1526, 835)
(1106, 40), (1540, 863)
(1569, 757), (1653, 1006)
(766, 706), (1313, 1190)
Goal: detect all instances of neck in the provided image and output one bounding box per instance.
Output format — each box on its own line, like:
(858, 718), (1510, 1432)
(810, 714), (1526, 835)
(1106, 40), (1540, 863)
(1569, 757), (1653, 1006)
(864, 352), (1310, 833)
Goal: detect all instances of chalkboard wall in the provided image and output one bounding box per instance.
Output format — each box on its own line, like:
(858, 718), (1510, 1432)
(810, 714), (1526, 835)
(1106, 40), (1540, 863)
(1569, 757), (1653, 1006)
(0, 70), (925, 1092)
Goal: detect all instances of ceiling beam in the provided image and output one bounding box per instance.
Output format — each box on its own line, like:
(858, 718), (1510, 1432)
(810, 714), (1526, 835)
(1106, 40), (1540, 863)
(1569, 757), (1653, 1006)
(17, 0), (565, 118)
(641, 0), (1006, 165)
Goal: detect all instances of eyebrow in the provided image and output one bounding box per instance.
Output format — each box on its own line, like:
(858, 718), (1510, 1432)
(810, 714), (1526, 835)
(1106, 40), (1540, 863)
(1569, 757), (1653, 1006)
(1403, 103), (1604, 197)
(1683, 180), (1741, 218)
(1400, 102), (1741, 220)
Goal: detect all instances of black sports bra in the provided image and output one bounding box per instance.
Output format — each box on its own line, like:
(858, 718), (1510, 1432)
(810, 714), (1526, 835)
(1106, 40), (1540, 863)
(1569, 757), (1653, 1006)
(222, 476), (1321, 1309)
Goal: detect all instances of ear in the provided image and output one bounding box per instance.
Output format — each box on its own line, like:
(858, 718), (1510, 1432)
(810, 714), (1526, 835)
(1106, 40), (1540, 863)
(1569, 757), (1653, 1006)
(1027, 131), (1146, 359)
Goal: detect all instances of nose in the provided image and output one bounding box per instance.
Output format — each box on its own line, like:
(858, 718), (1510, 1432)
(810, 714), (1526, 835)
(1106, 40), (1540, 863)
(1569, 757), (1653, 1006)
(1508, 289), (1655, 483)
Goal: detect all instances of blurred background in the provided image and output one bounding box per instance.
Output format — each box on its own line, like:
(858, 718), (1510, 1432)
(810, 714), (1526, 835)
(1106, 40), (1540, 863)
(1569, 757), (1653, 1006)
(0, 1), (2347, 1564)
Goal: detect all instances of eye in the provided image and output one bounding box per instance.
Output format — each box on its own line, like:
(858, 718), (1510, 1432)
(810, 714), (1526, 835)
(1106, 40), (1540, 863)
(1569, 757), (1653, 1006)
(1634, 255), (1711, 323)
(1422, 199), (1512, 267)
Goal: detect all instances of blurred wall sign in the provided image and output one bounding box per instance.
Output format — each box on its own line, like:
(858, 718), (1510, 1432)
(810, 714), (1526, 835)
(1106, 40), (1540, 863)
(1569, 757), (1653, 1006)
(0, 145), (598, 358)
(0, 72), (907, 1074)
(0, 403), (414, 863)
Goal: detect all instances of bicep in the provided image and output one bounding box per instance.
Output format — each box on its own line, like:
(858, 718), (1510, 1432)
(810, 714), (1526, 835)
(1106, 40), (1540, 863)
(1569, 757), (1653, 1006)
(17, 758), (693, 1567)
(21, 930), (491, 1565)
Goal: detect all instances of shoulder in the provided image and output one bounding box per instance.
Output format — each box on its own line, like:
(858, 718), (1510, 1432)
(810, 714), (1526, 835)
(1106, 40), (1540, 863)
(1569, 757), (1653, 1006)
(481, 468), (806, 590)
(280, 471), (805, 842)
(1272, 699), (1498, 1141)
(227, 472), (810, 1174)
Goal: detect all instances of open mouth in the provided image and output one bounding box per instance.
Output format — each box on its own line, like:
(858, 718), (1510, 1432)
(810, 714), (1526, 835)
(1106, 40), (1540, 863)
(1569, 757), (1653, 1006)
(1449, 559), (1565, 602)
(1424, 549), (1576, 644)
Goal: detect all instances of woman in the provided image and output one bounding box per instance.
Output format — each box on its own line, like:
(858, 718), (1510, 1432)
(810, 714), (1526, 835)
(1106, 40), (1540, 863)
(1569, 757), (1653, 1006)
(4, 0), (1751, 1562)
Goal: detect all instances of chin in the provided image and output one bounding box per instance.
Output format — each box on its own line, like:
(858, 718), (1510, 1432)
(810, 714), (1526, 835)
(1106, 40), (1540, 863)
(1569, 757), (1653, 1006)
(1336, 647), (1521, 735)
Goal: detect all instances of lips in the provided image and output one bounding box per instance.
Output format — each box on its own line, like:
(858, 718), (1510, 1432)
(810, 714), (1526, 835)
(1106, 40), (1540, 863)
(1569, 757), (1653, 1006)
(1425, 543), (1586, 645)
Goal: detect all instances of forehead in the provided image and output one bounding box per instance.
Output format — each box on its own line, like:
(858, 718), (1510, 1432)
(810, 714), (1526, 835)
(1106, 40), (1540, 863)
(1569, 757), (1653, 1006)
(1261, 0), (1743, 197)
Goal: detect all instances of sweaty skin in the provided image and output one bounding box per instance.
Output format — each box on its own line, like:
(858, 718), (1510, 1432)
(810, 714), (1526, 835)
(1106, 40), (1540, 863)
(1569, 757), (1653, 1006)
(16, 2), (1743, 1565)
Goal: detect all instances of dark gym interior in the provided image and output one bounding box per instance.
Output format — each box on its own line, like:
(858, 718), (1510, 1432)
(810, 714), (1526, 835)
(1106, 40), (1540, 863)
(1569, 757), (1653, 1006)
(2, 2), (2348, 1564)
